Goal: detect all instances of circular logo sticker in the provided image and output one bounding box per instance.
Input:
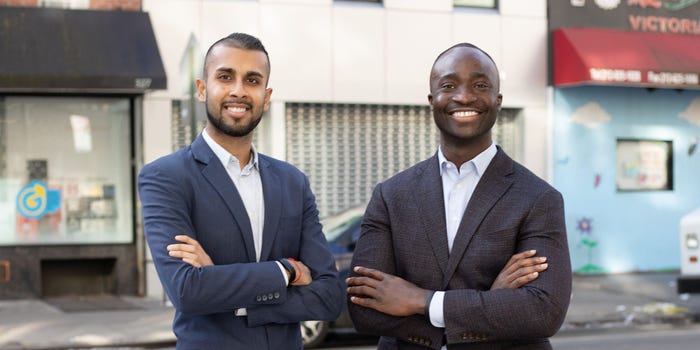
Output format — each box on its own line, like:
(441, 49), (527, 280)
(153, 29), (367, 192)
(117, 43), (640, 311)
(16, 180), (61, 219)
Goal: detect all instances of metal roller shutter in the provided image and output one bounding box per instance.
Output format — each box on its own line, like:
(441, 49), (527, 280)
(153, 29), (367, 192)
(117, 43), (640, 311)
(286, 103), (521, 218)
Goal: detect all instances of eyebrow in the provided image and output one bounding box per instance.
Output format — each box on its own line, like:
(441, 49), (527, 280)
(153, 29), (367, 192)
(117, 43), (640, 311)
(435, 72), (491, 82)
(214, 67), (265, 79)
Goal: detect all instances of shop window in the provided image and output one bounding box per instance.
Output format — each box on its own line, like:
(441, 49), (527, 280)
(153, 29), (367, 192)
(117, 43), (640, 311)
(616, 139), (673, 191)
(0, 96), (133, 245)
(454, 0), (497, 9)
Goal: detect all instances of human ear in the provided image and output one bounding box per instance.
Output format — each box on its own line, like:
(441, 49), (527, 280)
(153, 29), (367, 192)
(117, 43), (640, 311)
(195, 79), (206, 102)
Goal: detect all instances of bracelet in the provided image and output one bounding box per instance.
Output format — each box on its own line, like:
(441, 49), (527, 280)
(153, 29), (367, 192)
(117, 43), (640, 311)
(288, 258), (302, 284)
(424, 290), (435, 320)
(278, 258), (296, 284)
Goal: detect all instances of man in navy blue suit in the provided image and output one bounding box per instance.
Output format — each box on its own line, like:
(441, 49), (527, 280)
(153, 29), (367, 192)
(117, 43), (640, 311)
(138, 33), (343, 349)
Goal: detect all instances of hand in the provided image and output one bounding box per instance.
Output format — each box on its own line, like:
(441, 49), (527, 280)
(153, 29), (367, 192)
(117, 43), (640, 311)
(346, 266), (430, 317)
(490, 250), (547, 290)
(167, 235), (214, 267)
(289, 259), (312, 286)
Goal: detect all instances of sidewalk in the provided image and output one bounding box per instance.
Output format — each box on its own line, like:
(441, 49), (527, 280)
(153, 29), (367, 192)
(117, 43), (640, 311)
(560, 272), (700, 334)
(1, 272), (699, 349)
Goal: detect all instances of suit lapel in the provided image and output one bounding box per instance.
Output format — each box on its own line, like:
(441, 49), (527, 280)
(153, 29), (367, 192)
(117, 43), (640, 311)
(259, 156), (282, 262)
(413, 155), (450, 277)
(442, 149), (514, 288)
(192, 135), (257, 262)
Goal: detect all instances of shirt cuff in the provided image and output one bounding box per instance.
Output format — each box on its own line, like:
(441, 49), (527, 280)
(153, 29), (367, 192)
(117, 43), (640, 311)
(276, 261), (289, 286)
(429, 291), (445, 328)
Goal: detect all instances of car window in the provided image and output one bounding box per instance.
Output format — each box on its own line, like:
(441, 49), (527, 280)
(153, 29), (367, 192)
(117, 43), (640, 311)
(321, 206), (365, 241)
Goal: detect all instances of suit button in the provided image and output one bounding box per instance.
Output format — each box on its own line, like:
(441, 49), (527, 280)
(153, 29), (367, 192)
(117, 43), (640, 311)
(256, 295), (262, 301)
(268, 293), (274, 299)
(262, 295), (268, 301)
(274, 292), (280, 298)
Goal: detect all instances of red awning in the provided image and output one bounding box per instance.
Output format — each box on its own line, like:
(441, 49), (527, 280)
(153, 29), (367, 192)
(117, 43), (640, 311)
(553, 27), (700, 89)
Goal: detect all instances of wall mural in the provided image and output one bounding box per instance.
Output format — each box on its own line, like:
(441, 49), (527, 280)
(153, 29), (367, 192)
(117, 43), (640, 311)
(575, 217), (605, 273)
(569, 102), (612, 128)
(680, 97), (700, 126)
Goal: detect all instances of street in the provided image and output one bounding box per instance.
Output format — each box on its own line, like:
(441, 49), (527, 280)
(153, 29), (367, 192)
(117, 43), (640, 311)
(315, 325), (700, 349)
(551, 325), (700, 350)
(77, 324), (700, 350)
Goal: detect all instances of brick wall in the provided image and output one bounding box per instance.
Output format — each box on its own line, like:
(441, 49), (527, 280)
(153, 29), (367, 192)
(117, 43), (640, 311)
(0, 0), (39, 6)
(90, 0), (140, 11)
(0, 0), (141, 10)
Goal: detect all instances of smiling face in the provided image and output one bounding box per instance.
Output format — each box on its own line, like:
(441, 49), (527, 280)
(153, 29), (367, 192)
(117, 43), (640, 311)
(196, 44), (272, 139)
(428, 46), (502, 153)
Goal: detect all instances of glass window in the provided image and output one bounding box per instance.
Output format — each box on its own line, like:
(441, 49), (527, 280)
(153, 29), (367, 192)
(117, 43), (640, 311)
(454, 0), (497, 8)
(0, 96), (133, 245)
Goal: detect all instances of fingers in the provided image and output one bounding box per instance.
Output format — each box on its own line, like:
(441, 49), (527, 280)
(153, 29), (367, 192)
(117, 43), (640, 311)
(346, 275), (379, 289)
(503, 250), (536, 273)
(352, 266), (385, 281)
(182, 257), (202, 268)
(507, 262), (549, 288)
(167, 235), (200, 253)
(349, 295), (379, 310)
(290, 259), (312, 286)
(167, 235), (213, 267)
(168, 249), (201, 267)
(504, 254), (547, 277)
(167, 243), (195, 253)
(512, 271), (539, 286)
(174, 235), (200, 246)
(347, 284), (379, 299)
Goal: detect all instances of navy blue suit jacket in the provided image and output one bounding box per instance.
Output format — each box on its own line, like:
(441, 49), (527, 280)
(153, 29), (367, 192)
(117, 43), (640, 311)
(138, 135), (343, 349)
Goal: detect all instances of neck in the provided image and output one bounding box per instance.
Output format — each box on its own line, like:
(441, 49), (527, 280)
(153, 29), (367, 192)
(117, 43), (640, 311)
(206, 127), (253, 168)
(440, 138), (491, 168)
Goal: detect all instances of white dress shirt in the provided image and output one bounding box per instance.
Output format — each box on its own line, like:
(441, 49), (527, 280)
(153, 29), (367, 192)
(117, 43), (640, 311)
(202, 130), (289, 315)
(429, 142), (497, 332)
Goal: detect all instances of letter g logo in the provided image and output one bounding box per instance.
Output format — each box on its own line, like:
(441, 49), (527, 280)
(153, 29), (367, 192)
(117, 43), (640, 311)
(16, 180), (61, 219)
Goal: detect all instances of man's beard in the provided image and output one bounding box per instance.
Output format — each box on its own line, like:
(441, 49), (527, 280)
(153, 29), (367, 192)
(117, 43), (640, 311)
(206, 107), (262, 137)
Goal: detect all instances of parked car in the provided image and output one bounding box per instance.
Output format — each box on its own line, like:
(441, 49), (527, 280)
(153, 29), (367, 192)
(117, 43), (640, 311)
(301, 205), (365, 348)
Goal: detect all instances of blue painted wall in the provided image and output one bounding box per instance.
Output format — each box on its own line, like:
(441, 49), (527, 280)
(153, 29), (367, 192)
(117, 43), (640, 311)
(553, 86), (700, 273)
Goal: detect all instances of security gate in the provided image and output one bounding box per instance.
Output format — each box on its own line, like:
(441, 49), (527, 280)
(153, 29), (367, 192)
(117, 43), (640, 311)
(285, 103), (521, 218)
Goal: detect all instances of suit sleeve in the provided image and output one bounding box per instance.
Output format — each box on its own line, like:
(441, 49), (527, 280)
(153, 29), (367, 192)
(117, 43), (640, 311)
(348, 184), (445, 347)
(443, 189), (572, 343)
(246, 175), (344, 326)
(138, 161), (290, 316)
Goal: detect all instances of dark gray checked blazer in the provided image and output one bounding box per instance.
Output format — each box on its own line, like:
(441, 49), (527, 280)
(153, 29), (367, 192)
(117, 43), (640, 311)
(348, 147), (571, 350)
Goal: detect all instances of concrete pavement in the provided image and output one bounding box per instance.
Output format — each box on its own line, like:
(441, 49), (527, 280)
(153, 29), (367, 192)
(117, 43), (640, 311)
(1, 272), (699, 349)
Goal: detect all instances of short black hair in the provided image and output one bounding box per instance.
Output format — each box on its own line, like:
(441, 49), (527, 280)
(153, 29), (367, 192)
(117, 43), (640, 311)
(202, 32), (270, 78)
(432, 43), (496, 67)
(430, 43), (500, 90)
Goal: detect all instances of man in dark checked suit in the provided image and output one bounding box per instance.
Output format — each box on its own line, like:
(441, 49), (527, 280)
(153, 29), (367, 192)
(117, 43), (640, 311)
(347, 43), (572, 349)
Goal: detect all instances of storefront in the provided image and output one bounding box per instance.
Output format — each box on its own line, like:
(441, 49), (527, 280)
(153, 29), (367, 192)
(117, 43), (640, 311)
(549, 0), (700, 273)
(0, 7), (166, 298)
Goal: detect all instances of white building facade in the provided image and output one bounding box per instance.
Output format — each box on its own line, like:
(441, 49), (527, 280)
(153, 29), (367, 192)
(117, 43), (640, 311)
(141, 0), (551, 298)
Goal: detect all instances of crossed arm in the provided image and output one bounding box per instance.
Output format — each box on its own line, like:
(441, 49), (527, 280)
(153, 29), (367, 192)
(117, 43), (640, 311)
(170, 236), (547, 315)
(346, 187), (571, 345)
(346, 250), (548, 317)
(167, 235), (313, 285)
